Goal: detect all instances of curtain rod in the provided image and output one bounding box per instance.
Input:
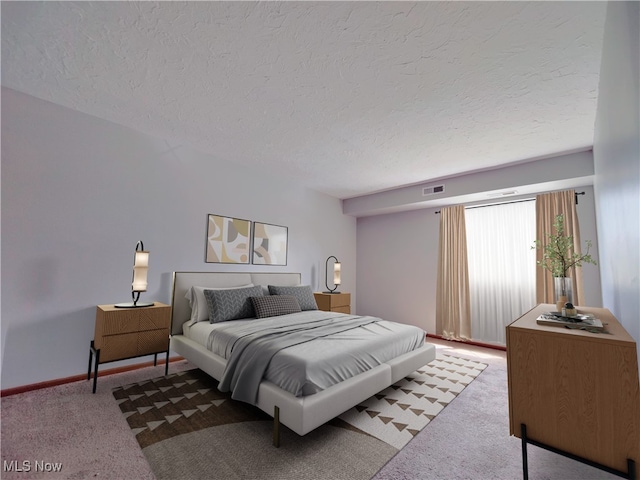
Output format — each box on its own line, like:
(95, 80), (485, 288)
(435, 191), (585, 214)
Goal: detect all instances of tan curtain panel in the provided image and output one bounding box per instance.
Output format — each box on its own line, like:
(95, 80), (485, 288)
(535, 189), (585, 306)
(436, 205), (471, 341)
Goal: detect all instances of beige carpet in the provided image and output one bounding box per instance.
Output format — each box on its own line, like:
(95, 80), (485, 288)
(113, 354), (486, 480)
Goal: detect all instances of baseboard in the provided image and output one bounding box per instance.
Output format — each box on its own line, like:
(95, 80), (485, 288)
(1, 356), (185, 398)
(426, 333), (506, 352)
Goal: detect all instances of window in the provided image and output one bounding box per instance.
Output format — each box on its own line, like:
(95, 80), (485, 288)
(465, 200), (536, 345)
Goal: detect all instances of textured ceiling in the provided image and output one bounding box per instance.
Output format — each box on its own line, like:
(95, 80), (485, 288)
(1, 1), (606, 199)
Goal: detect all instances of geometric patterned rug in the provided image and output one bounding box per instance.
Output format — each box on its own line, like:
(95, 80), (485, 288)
(113, 368), (272, 449)
(113, 353), (486, 480)
(338, 354), (487, 448)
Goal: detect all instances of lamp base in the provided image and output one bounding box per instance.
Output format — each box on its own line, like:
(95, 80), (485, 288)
(114, 301), (155, 308)
(322, 291), (341, 294)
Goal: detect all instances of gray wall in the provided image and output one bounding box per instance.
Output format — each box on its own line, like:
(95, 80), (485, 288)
(593, 1), (640, 364)
(344, 151), (595, 217)
(356, 185), (602, 336)
(1, 87), (356, 390)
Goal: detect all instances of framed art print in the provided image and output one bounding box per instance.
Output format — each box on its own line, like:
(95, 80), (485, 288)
(252, 222), (288, 265)
(205, 214), (251, 264)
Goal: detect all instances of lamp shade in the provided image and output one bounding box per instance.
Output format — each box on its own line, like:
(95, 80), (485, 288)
(115, 241), (154, 308)
(134, 250), (149, 267)
(132, 250), (149, 292)
(333, 262), (341, 285)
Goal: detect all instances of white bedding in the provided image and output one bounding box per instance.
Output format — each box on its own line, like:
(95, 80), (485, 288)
(170, 272), (437, 442)
(185, 311), (426, 397)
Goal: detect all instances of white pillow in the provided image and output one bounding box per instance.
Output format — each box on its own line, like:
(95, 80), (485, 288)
(185, 284), (254, 325)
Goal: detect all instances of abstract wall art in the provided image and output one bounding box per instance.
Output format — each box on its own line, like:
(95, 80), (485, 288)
(252, 222), (288, 265)
(205, 214), (251, 264)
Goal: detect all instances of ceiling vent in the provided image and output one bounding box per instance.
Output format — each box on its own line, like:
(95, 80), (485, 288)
(422, 184), (445, 196)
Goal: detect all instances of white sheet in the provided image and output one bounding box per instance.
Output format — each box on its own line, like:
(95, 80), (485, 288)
(184, 317), (256, 345)
(184, 311), (425, 396)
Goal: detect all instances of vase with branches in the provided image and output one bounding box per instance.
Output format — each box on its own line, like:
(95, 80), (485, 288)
(532, 214), (597, 309)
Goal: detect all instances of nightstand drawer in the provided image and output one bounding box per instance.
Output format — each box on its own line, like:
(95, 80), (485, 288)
(314, 293), (351, 313)
(97, 328), (170, 362)
(138, 328), (170, 356)
(98, 332), (139, 362)
(93, 303), (171, 355)
(332, 305), (351, 314)
(95, 303), (170, 337)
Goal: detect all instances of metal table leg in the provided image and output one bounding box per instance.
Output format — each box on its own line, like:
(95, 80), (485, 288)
(520, 423), (635, 479)
(521, 424), (529, 480)
(92, 347), (100, 394)
(87, 342), (94, 381)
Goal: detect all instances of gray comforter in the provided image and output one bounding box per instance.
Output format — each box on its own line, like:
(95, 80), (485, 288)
(208, 311), (425, 404)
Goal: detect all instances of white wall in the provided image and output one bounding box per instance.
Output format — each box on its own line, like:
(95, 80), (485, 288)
(593, 1), (640, 363)
(1, 87), (356, 390)
(357, 207), (439, 331)
(356, 185), (602, 337)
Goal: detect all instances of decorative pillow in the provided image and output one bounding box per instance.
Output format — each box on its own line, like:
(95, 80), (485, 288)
(267, 285), (318, 311)
(250, 295), (301, 319)
(185, 284), (254, 325)
(204, 285), (264, 323)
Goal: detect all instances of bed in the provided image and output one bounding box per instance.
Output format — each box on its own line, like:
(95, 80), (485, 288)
(169, 271), (436, 446)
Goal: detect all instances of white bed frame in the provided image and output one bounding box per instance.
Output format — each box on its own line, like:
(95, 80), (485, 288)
(169, 271), (436, 446)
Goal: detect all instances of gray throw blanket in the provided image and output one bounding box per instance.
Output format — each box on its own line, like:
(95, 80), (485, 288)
(215, 314), (380, 404)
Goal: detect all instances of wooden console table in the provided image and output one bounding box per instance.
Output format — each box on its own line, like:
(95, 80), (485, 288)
(506, 304), (639, 479)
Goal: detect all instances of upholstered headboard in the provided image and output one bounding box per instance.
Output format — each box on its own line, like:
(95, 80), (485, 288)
(170, 271), (302, 335)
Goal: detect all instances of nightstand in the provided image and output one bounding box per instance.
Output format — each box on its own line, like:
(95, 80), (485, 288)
(314, 292), (351, 314)
(88, 302), (171, 393)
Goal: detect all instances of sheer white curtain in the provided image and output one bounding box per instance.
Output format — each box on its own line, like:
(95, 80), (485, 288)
(465, 200), (537, 345)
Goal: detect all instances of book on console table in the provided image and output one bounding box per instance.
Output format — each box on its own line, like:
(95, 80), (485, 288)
(536, 312), (606, 331)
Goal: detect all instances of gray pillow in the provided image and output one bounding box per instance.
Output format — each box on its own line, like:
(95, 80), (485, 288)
(267, 285), (318, 311)
(251, 295), (301, 319)
(204, 285), (264, 323)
